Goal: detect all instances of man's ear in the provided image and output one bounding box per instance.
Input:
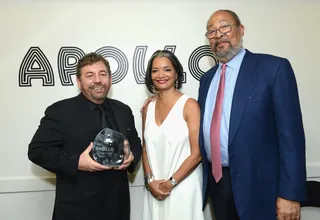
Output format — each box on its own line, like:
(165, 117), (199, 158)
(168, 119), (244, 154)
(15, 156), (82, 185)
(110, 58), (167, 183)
(109, 73), (112, 84)
(239, 24), (245, 37)
(76, 77), (81, 90)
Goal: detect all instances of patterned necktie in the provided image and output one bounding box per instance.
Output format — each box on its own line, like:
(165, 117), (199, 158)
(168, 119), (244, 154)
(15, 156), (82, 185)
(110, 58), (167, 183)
(210, 63), (227, 183)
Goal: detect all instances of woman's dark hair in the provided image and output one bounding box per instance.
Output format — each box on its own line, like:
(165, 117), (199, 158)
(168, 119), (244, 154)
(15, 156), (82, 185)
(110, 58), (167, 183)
(145, 50), (184, 94)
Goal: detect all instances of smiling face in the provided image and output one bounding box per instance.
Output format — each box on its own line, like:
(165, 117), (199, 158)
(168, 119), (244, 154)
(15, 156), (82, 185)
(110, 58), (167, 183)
(76, 60), (112, 104)
(151, 56), (177, 92)
(206, 10), (244, 63)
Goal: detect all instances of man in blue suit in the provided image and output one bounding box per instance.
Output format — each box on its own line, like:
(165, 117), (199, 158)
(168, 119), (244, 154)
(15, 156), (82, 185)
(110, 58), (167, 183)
(198, 9), (306, 220)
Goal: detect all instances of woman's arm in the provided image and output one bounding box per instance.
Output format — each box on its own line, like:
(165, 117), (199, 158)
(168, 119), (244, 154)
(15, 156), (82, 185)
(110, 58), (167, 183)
(142, 101), (170, 200)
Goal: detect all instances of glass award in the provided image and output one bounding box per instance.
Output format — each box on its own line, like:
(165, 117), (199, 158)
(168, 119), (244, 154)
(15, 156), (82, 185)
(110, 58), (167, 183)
(92, 128), (130, 167)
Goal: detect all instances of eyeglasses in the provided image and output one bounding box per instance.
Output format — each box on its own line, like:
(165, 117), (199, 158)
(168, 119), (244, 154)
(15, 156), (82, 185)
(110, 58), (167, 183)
(205, 24), (233, 39)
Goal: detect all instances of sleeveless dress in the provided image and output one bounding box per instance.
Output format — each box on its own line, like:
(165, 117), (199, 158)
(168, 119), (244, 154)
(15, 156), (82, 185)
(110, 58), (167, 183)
(143, 94), (204, 220)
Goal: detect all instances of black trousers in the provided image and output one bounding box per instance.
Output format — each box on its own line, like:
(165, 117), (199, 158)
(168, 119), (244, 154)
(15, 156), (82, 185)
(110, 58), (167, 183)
(208, 164), (240, 220)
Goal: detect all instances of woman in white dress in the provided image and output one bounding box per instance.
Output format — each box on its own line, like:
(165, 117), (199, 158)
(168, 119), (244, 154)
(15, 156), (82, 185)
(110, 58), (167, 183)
(141, 50), (204, 220)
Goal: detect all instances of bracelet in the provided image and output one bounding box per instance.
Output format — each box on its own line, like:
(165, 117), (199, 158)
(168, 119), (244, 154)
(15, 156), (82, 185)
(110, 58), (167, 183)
(144, 173), (155, 190)
(169, 176), (178, 187)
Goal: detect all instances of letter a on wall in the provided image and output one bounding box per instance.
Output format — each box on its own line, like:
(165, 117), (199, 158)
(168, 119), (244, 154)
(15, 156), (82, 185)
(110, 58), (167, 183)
(19, 47), (54, 87)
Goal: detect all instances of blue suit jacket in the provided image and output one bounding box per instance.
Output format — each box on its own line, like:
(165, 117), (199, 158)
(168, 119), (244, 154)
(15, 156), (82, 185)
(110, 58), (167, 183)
(198, 50), (306, 220)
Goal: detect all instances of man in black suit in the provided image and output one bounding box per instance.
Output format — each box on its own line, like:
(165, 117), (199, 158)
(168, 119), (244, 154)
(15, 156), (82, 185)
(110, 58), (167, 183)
(28, 52), (142, 220)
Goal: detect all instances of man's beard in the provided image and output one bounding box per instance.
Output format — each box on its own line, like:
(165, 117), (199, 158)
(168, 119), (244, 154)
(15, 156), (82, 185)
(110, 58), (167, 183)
(214, 38), (243, 62)
(89, 85), (109, 101)
(90, 92), (107, 101)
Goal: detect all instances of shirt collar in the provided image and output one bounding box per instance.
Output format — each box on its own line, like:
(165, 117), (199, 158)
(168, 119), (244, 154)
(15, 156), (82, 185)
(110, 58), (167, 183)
(80, 92), (110, 111)
(218, 48), (246, 71)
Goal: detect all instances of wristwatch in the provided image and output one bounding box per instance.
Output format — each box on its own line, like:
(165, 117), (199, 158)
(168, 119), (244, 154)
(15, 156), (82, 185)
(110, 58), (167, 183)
(144, 173), (155, 190)
(169, 176), (178, 187)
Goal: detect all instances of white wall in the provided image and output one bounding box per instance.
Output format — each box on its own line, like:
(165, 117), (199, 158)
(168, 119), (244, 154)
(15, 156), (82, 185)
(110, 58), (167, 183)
(0, 0), (319, 219)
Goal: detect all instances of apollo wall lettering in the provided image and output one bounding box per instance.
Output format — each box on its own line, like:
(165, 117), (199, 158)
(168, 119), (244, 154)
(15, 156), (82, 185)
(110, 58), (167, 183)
(19, 45), (217, 87)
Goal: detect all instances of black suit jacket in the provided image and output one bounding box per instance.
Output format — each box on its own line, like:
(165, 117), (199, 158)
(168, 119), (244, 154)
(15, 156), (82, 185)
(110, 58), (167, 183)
(28, 93), (142, 220)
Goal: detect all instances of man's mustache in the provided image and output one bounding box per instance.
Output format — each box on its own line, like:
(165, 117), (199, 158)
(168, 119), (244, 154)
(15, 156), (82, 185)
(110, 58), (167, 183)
(89, 83), (105, 90)
(214, 40), (230, 48)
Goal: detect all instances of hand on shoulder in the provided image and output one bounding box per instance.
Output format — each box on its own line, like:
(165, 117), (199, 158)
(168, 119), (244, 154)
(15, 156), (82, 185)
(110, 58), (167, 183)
(140, 95), (157, 114)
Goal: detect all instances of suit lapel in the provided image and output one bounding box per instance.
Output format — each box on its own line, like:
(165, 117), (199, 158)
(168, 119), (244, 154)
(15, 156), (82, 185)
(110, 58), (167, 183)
(76, 93), (101, 130)
(228, 50), (259, 146)
(108, 100), (126, 135)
